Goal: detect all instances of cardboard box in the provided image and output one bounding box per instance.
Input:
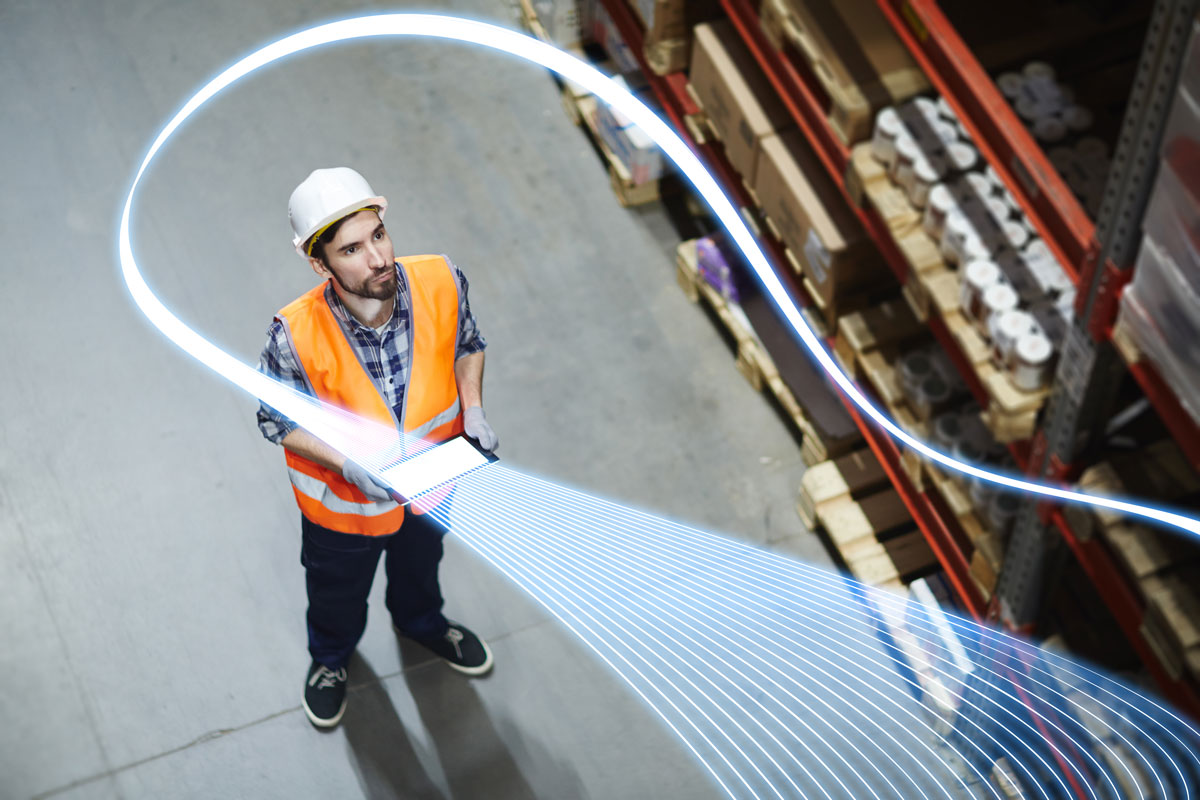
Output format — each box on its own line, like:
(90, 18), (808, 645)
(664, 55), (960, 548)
(637, 0), (721, 75)
(754, 129), (882, 307)
(772, 0), (928, 108)
(532, 0), (583, 49)
(689, 20), (794, 181)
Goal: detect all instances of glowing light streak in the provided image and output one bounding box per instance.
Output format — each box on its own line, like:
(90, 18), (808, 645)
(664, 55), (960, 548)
(442, 471), (957, 800)
(503, 464), (1194, 797)
(466, 468), (1132, 799)
(115, 11), (1200, 798)
(445, 467), (1070, 799)
(117, 13), (1200, 542)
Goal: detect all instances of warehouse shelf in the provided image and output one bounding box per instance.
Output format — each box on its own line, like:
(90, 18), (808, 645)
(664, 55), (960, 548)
(1049, 508), (1200, 719)
(595, 0), (989, 618)
(873, 0), (1094, 284)
(1112, 320), (1200, 473)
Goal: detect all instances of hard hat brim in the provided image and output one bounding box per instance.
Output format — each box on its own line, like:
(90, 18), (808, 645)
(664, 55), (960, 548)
(292, 196), (388, 257)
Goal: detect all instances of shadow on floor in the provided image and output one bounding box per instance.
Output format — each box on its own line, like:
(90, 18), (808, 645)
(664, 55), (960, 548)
(341, 654), (445, 800)
(397, 636), (586, 800)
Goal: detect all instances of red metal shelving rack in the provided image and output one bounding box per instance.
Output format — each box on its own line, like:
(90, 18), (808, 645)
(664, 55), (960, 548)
(874, 0), (1095, 284)
(596, 0), (989, 618)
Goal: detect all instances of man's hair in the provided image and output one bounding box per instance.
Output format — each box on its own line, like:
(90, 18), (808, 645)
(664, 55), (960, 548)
(306, 205), (382, 264)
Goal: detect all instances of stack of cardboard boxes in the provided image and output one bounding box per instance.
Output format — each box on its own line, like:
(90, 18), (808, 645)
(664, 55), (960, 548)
(688, 19), (886, 328)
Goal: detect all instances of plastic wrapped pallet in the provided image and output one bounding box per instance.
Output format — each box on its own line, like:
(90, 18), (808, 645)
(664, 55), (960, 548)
(592, 76), (665, 185)
(532, 0), (584, 49)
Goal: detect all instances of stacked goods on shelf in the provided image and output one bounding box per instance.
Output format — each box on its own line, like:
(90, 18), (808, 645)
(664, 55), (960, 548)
(832, 293), (1019, 600)
(755, 129), (893, 328)
(526, 0), (592, 49)
(628, 0), (720, 76)
(676, 238), (860, 464)
(1071, 440), (1200, 683)
(756, 0), (929, 143)
(587, 2), (646, 85)
(687, 19), (794, 183)
(993, 61), (1110, 219)
(592, 75), (666, 186)
(851, 95), (1075, 441)
(521, 1), (665, 206)
(798, 446), (937, 591)
(1116, 19), (1200, 426)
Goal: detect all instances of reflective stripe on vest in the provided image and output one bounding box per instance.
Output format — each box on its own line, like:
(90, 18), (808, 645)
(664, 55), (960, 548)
(277, 255), (464, 535)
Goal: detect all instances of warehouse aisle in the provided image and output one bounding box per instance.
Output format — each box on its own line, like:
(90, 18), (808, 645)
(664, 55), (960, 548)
(0, 1), (835, 798)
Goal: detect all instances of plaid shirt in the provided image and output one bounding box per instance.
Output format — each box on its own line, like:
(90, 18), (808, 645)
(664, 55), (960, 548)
(256, 257), (486, 444)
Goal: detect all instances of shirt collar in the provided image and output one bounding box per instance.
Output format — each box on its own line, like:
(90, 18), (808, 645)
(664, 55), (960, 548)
(323, 264), (403, 332)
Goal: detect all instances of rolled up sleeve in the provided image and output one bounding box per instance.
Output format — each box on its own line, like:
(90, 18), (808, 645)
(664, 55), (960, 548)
(256, 319), (305, 445)
(447, 258), (487, 360)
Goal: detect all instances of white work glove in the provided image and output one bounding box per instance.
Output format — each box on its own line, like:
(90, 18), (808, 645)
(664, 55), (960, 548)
(463, 406), (498, 453)
(342, 459), (393, 502)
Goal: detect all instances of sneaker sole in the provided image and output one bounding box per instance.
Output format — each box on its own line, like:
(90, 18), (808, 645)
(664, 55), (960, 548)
(446, 637), (494, 676)
(302, 694), (347, 728)
(396, 624), (495, 676)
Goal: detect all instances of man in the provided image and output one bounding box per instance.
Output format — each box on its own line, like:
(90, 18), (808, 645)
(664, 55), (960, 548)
(256, 167), (499, 728)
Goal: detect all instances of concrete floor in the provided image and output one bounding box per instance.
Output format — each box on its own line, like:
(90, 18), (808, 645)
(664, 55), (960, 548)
(0, 1), (836, 797)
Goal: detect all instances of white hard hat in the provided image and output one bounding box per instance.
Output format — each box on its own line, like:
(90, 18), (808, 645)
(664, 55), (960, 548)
(288, 167), (388, 257)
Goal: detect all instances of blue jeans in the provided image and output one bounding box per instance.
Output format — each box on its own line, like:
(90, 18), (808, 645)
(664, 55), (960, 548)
(300, 511), (450, 669)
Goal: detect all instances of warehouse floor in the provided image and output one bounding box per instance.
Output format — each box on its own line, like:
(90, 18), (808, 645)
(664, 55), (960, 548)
(0, 1), (837, 798)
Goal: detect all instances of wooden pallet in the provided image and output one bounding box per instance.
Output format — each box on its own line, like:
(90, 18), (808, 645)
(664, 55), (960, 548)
(757, 0), (928, 145)
(521, 0), (664, 208)
(676, 239), (838, 465)
(848, 143), (1051, 443)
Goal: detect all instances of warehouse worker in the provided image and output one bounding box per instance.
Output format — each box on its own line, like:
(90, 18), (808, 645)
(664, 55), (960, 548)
(256, 167), (498, 728)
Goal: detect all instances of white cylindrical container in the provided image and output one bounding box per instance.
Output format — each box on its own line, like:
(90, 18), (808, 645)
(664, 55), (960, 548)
(1033, 115), (1068, 144)
(1063, 105), (1093, 133)
(923, 184), (956, 240)
(962, 232), (994, 263)
(912, 96), (940, 122)
(985, 195), (1010, 224)
(984, 164), (1004, 191)
(962, 171), (994, 202)
(996, 72), (1024, 100)
(1013, 332), (1053, 390)
(946, 142), (978, 173)
(909, 157), (942, 208)
(871, 107), (904, 165)
(960, 259), (1001, 320)
(891, 134), (921, 187)
(1002, 220), (1030, 251)
(980, 283), (1019, 330)
(940, 211), (974, 265)
(935, 95), (959, 123)
(989, 309), (1035, 366)
(933, 120), (959, 149)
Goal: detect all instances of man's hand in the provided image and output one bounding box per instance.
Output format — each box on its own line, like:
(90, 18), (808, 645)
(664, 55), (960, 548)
(463, 406), (498, 453)
(342, 459), (394, 502)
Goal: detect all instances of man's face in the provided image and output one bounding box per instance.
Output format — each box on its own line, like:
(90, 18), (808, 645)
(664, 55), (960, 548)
(311, 209), (396, 300)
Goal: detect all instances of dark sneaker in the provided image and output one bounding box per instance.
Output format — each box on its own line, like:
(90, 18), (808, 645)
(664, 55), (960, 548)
(414, 623), (494, 676)
(302, 661), (348, 727)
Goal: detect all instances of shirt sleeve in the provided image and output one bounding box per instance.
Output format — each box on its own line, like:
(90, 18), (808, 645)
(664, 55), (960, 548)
(447, 257), (487, 359)
(255, 319), (306, 445)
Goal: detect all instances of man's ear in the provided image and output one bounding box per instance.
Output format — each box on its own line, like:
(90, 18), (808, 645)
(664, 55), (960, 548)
(308, 255), (332, 280)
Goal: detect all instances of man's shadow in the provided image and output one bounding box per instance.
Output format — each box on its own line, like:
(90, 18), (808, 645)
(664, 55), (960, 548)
(340, 654), (445, 800)
(396, 637), (585, 800)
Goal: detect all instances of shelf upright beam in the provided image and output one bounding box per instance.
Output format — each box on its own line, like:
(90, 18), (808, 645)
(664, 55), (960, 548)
(875, 0), (1094, 282)
(999, 0), (1200, 700)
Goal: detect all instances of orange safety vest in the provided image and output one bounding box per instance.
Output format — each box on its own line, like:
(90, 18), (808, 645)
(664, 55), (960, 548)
(276, 255), (465, 535)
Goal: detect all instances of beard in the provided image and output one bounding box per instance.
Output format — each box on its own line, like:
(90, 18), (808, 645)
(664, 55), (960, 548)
(336, 265), (397, 300)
